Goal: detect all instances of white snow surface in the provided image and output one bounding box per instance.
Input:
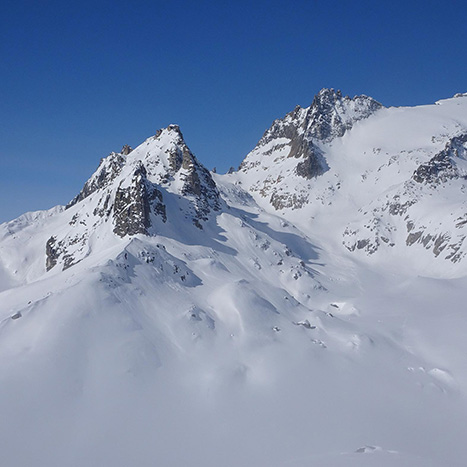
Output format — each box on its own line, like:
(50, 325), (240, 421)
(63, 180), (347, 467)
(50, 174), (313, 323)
(1, 92), (467, 466)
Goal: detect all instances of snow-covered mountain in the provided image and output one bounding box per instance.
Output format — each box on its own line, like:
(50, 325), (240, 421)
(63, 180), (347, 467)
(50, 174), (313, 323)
(1, 90), (467, 467)
(238, 88), (382, 209)
(236, 90), (467, 274)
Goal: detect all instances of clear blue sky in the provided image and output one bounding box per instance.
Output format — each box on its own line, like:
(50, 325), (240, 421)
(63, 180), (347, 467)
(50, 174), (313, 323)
(1, 0), (466, 223)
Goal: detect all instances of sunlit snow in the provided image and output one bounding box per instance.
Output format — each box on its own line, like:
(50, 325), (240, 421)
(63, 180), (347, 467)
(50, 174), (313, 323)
(1, 91), (467, 466)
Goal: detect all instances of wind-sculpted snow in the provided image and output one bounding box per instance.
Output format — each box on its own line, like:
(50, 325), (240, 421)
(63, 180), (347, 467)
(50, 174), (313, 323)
(2, 90), (467, 466)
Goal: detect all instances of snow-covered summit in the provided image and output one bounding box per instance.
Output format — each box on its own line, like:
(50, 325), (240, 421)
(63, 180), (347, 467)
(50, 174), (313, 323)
(7, 125), (222, 274)
(249, 88), (382, 150)
(304, 88), (382, 142)
(69, 124), (220, 218)
(222, 90), (467, 269)
(237, 88), (382, 209)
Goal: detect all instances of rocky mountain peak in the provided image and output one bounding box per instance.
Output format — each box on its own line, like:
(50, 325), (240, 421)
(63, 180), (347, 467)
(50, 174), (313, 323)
(238, 89), (382, 210)
(305, 88), (383, 142)
(313, 87), (343, 103)
(242, 88), (383, 162)
(167, 123), (181, 132)
(121, 144), (133, 155)
(154, 124), (184, 141)
(46, 125), (222, 271)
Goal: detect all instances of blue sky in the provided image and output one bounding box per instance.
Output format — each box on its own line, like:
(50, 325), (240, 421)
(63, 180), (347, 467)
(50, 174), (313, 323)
(1, 0), (466, 223)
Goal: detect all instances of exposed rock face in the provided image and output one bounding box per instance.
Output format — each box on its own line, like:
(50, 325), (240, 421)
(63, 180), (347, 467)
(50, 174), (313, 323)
(270, 191), (309, 211)
(113, 163), (166, 237)
(294, 143), (326, 179)
(157, 125), (221, 227)
(67, 152), (126, 208)
(46, 124), (221, 271)
(182, 162), (221, 225)
(121, 144), (133, 155)
(67, 145), (136, 209)
(238, 88), (382, 209)
(242, 88), (382, 167)
(412, 133), (467, 185)
(307, 88), (382, 142)
(45, 236), (58, 271)
(343, 134), (467, 262)
(45, 234), (83, 271)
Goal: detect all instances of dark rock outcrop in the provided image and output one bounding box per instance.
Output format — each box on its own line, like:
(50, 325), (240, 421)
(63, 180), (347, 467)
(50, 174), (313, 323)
(159, 125), (222, 226)
(45, 235), (81, 271)
(67, 152), (126, 208)
(306, 88), (382, 142)
(46, 236), (58, 271)
(294, 142), (328, 179)
(239, 88), (382, 184)
(113, 163), (166, 237)
(121, 145), (133, 155)
(413, 133), (467, 185)
(247, 88), (382, 153)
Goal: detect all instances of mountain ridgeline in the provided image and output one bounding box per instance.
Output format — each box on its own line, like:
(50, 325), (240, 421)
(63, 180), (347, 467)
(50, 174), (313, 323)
(45, 125), (222, 271)
(36, 89), (467, 271)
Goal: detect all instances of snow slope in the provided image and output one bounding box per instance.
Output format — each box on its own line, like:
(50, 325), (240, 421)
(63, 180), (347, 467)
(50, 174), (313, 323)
(1, 90), (467, 466)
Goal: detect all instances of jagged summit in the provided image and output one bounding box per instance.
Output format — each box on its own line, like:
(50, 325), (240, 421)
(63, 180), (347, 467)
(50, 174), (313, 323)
(68, 124), (221, 217)
(46, 125), (222, 271)
(4, 89), (467, 275)
(249, 88), (382, 151)
(121, 144), (133, 155)
(307, 88), (382, 141)
(238, 88), (382, 209)
(229, 89), (467, 266)
(157, 123), (182, 135)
